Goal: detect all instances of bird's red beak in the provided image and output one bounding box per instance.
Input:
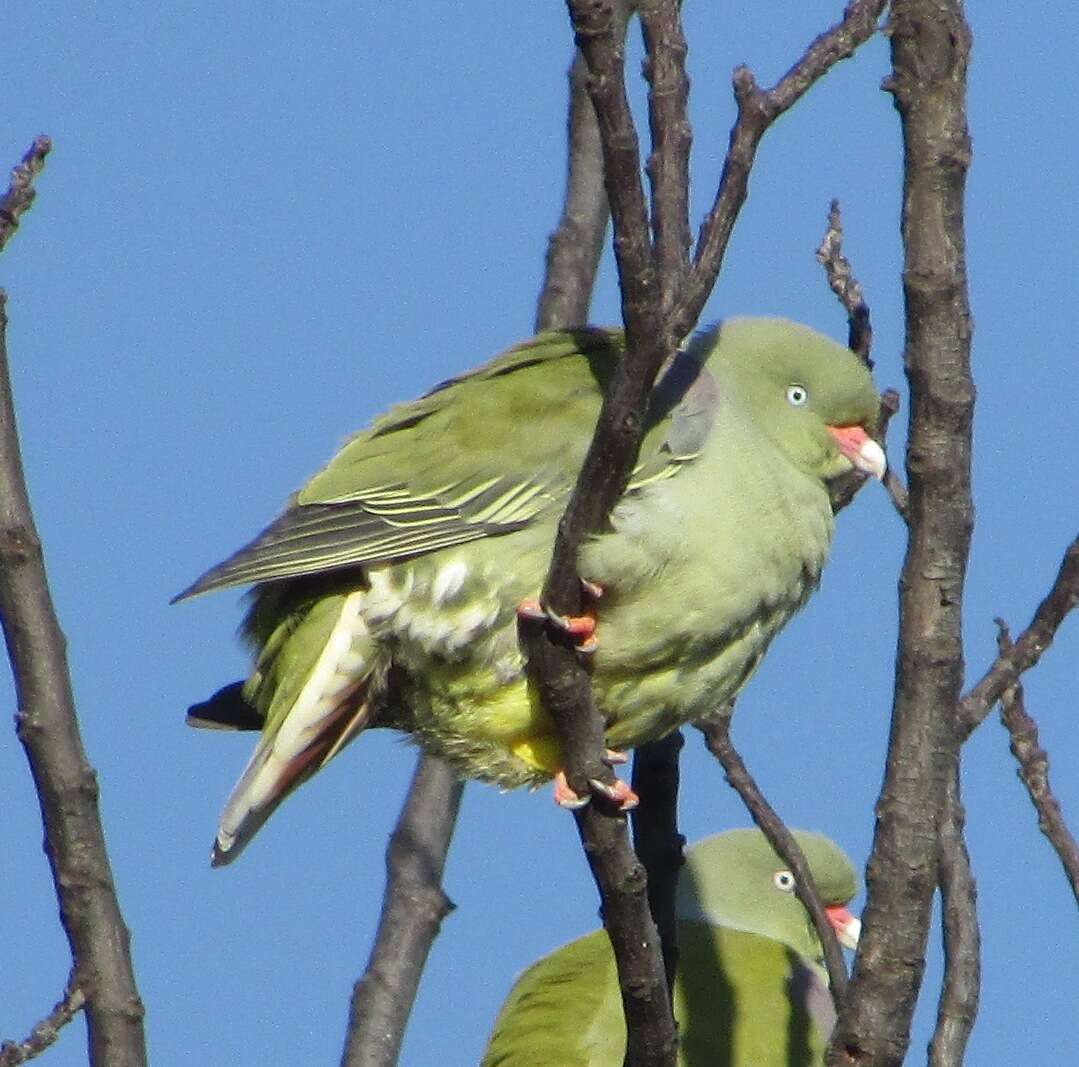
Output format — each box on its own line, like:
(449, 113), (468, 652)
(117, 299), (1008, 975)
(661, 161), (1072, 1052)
(827, 424), (887, 481)
(825, 904), (862, 950)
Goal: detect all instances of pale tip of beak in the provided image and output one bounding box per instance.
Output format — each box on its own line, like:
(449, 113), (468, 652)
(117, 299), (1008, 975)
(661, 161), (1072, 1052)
(837, 914), (862, 951)
(854, 438), (887, 481)
(824, 904), (862, 950)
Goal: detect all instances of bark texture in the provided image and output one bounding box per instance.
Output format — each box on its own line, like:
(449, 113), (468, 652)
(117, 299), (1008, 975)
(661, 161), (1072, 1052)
(829, 3), (974, 1063)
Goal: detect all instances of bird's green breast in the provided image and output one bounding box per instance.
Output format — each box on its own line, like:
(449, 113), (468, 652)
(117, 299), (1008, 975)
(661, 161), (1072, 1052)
(582, 408), (834, 746)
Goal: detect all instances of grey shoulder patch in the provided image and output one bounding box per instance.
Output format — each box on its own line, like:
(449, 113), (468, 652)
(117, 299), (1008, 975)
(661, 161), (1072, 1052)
(649, 345), (721, 458)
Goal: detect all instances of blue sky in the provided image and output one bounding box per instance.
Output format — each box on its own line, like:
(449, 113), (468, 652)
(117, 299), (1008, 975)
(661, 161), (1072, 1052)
(2, 4), (1077, 1064)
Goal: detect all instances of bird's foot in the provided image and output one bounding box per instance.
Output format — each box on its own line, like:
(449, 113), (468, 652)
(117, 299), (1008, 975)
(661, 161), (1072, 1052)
(589, 776), (639, 810)
(552, 769), (639, 812)
(517, 595), (598, 653)
(580, 578), (604, 601)
(553, 770), (591, 810)
(603, 748), (629, 766)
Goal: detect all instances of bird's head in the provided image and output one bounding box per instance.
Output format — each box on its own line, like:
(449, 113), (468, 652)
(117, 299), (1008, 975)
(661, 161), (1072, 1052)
(675, 827), (861, 964)
(698, 318), (886, 483)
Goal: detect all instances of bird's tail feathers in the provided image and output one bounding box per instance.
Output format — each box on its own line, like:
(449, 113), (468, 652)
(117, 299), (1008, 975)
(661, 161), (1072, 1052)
(210, 588), (381, 866)
(211, 681), (373, 867)
(187, 681), (265, 731)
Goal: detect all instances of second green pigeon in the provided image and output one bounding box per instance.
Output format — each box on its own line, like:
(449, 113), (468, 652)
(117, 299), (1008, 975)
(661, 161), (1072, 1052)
(481, 828), (861, 1066)
(177, 318), (884, 864)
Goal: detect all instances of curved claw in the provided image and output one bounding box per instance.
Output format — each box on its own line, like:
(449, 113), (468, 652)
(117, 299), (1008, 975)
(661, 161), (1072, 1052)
(589, 777), (640, 811)
(551, 770), (639, 812)
(553, 770), (591, 810)
(517, 597), (598, 653)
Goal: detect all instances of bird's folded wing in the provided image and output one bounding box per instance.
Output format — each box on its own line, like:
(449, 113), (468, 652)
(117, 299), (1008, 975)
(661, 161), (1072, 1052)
(176, 328), (715, 600)
(481, 930), (622, 1067)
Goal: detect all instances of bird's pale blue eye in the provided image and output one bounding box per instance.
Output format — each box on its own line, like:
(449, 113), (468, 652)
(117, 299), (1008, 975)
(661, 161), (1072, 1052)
(773, 870), (796, 892)
(786, 384), (808, 407)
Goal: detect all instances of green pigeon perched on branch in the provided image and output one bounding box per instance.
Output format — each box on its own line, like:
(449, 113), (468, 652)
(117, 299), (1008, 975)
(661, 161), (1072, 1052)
(177, 318), (884, 864)
(481, 828), (861, 1067)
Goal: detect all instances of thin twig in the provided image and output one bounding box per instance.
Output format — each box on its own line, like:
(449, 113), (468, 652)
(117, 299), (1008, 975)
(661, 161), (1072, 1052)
(816, 199), (873, 364)
(672, 0), (887, 340)
(0, 975), (86, 1067)
(535, 2), (635, 332)
(995, 624), (1079, 905)
(882, 467), (911, 523)
(0, 137), (51, 255)
(928, 771), (980, 1067)
(0, 149), (147, 1067)
(638, 1), (692, 311)
(696, 710), (849, 1006)
(341, 755), (463, 1067)
(958, 535), (1079, 738)
(811, 204), (911, 524)
(564, 0), (662, 352)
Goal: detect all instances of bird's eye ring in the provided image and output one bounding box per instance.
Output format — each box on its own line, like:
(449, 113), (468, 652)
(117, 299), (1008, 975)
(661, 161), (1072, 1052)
(773, 870), (796, 892)
(786, 384), (808, 407)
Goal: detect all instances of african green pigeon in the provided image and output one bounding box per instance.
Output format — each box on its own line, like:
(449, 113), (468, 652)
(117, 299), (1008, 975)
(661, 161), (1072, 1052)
(481, 828), (861, 1066)
(177, 319), (884, 863)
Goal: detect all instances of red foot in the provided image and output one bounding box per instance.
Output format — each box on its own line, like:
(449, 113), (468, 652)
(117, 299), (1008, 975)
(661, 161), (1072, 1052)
(553, 770), (590, 810)
(517, 594), (598, 653)
(589, 777), (639, 811)
(551, 769), (639, 812)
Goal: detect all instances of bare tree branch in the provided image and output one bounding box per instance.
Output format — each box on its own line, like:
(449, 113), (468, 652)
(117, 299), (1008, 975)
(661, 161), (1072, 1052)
(697, 710), (850, 1006)
(0, 141), (148, 1067)
(542, 8), (691, 1054)
(522, 5), (888, 1063)
(341, 755), (463, 1067)
(562, 1), (663, 352)
(994, 625), (1079, 905)
(516, 5), (683, 1065)
(814, 205), (977, 1067)
(535, 2), (635, 332)
(671, 0), (887, 341)
(0, 136), (51, 254)
(629, 731), (685, 995)
(929, 771), (980, 1067)
(958, 535), (1079, 738)
(342, 12), (643, 1057)
(811, 203), (910, 523)
(829, 4), (975, 1064)
(816, 198), (873, 363)
(638, 1), (692, 311)
(0, 975), (85, 1067)
(881, 466), (912, 525)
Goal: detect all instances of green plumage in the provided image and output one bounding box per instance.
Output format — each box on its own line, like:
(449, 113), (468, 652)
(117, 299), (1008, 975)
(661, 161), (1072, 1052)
(481, 830), (859, 1067)
(178, 319), (882, 864)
